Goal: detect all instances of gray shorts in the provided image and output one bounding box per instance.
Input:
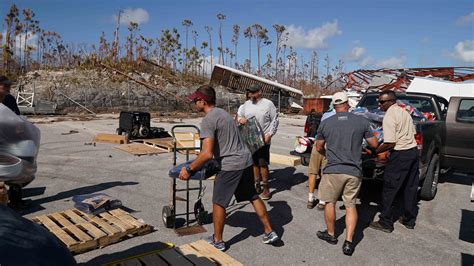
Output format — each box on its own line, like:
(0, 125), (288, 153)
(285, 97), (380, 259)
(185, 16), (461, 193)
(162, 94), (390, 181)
(213, 166), (259, 208)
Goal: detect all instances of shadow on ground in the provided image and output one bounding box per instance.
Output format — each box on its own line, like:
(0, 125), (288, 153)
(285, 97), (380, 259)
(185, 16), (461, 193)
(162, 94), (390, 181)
(270, 167), (308, 197)
(81, 241), (173, 266)
(21, 181), (138, 215)
(225, 200), (292, 248)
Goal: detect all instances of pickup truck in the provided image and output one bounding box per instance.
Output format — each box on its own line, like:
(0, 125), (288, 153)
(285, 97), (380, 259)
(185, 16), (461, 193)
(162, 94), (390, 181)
(292, 92), (474, 201)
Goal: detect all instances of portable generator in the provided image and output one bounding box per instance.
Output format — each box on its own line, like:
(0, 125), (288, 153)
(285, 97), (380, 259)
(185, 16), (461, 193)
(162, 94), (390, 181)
(116, 111), (151, 140)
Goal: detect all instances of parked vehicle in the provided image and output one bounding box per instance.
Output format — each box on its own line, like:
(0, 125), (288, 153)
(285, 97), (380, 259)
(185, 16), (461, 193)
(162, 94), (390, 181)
(292, 92), (474, 201)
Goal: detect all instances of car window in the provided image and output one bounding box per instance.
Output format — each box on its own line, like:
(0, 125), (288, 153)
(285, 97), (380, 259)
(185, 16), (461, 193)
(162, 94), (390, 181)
(456, 99), (474, 123)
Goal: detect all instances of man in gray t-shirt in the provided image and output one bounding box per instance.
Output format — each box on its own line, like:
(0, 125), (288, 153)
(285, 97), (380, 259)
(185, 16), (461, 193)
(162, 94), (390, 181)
(180, 85), (279, 251)
(315, 92), (378, 256)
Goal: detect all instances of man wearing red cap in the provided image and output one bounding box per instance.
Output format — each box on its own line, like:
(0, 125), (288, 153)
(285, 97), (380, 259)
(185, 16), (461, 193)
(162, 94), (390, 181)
(179, 85), (279, 251)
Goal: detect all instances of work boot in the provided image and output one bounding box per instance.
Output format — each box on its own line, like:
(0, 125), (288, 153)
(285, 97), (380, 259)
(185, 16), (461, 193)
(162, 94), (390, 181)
(398, 217), (415, 229)
(369, 221), (393, 233)
(8, 185), (29, 210)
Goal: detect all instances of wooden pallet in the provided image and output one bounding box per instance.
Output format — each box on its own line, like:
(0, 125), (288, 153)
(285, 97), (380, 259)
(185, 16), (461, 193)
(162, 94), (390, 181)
(142, 137), (174, 152)
(105, 240), (242, 266)
(93, 133), (128, 145)
(115, 143), (169, 156)
(32, 208), (153, 254)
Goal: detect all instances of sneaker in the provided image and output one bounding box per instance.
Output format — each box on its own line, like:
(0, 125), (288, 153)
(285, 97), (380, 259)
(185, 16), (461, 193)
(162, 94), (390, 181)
(260, 190), (271, 200)
(307, 199), (318, 209)
(369, 221), (393, 233)
(342, 240), (355, 256)
(316, 203), (325, 211)
(262, 231), (279, 244)
(316, 230), (338, 245)
(255, 182), (263, 195)
(398, 217), (415, 229)
(205, 235), (226, 251)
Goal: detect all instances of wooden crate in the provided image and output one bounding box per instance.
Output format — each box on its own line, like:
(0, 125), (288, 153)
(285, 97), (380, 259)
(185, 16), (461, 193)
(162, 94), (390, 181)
(115, 143), (169, 156)
(32, 208), (153, 254)
(105, 240), (242, 266)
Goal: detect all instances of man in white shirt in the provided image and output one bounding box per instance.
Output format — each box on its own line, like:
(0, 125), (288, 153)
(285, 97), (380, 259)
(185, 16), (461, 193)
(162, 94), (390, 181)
(237, 85), (279, 200)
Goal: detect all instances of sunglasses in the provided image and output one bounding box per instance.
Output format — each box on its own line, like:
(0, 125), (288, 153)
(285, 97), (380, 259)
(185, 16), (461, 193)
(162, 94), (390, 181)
(379, 99), (394, 105)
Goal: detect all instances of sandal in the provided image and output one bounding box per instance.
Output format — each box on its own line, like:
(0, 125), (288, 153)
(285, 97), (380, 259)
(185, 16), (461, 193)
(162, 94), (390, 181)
(255, 182), (263, 195)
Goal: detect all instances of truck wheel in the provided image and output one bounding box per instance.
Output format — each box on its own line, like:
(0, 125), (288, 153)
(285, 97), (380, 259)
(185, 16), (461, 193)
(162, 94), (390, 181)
(116, 128), (123, 135)
(301, 157), (310, 166)
(420, 154), (440, 201)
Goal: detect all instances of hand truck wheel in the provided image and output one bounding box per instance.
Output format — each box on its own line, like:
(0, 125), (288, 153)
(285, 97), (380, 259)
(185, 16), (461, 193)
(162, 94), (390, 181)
(162, 205), (175, 228)
(194, 200), (207, 225)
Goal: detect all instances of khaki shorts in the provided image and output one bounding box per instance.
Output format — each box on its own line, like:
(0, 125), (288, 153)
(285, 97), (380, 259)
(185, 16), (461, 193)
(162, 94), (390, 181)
(318, 173), (361, 208)
(308, 146), (327, 177)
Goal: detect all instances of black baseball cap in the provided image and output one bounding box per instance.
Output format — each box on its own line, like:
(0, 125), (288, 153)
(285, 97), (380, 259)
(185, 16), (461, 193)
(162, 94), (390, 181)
(0, 76), (12, 86)
(247, 84), (261, 93)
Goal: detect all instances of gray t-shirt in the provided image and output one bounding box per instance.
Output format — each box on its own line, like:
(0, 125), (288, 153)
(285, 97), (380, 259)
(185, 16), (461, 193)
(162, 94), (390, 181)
(201, 107), (253, 171)
(316, 112), (373, 177)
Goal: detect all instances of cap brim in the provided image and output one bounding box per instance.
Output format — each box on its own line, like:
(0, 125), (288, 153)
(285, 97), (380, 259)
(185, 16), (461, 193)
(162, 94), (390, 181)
(187, 91), (200, 101)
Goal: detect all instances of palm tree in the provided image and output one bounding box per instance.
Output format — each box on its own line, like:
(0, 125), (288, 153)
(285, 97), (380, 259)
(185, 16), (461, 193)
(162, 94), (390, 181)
(243, 26), (253, 72)
(204, 26), (213, 68)
(216, 13), (226, 64)
(231, 24), (240, 66)
(182, 19), (193, 73)
(273, 24), (286, 81)
(252, 24), (271, 75)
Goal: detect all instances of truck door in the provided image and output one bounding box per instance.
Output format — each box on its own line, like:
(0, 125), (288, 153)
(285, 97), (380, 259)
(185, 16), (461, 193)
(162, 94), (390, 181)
(444, 97), (474, 173)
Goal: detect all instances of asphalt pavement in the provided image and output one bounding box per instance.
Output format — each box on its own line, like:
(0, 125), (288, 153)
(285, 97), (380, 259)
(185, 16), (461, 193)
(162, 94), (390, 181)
(21, 115), (474, 265)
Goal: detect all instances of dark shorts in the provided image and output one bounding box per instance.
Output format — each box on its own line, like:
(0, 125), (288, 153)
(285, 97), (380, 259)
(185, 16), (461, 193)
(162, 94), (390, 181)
(252, 144), (270, 167)
(212, 166), (259, 208)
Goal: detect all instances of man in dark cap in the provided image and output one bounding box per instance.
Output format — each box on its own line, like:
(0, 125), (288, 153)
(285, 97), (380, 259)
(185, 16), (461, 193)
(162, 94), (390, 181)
(237, 84), (279, 200)
(0, 76), (20, 115)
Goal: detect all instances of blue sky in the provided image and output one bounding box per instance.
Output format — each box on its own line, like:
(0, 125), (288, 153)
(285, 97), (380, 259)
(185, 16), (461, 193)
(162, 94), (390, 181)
(1, 0), (473, 71)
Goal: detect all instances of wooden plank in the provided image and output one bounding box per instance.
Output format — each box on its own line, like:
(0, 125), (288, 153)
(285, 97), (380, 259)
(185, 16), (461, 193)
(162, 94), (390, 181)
(63, 224), (93, 242)
(158, 249), (194, 266)
(115, 143), (168, 155)
(187, 240), (243, 266)
(178, 244), (217, 266)
(50, 212), (74, 228)
(62, 210), (106, 239)
(138, 254), (168, 266)
(270, 153), (301, 166)
(34, 216), (77, 247)
(93, 133), (127, 144)
(109, 209), (147, 229)
(99, 212), (134, 231)
(89, 216), (121, 235)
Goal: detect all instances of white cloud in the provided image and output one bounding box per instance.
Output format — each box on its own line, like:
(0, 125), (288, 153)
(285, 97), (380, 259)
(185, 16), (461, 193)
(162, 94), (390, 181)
(450, 40), (474, 63)
(456, 12), (474, 26)
(421, 37), (431, 45)
(284, 20), (341, 49)
(359, 56), (374, 68)
(114, 8), (149, 26)
(376, 56), (407, 69)
(345, 46), (366, 62)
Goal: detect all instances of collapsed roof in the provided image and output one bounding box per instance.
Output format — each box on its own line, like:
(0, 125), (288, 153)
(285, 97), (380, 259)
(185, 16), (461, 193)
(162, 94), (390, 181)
(210, 64), (303, 100)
